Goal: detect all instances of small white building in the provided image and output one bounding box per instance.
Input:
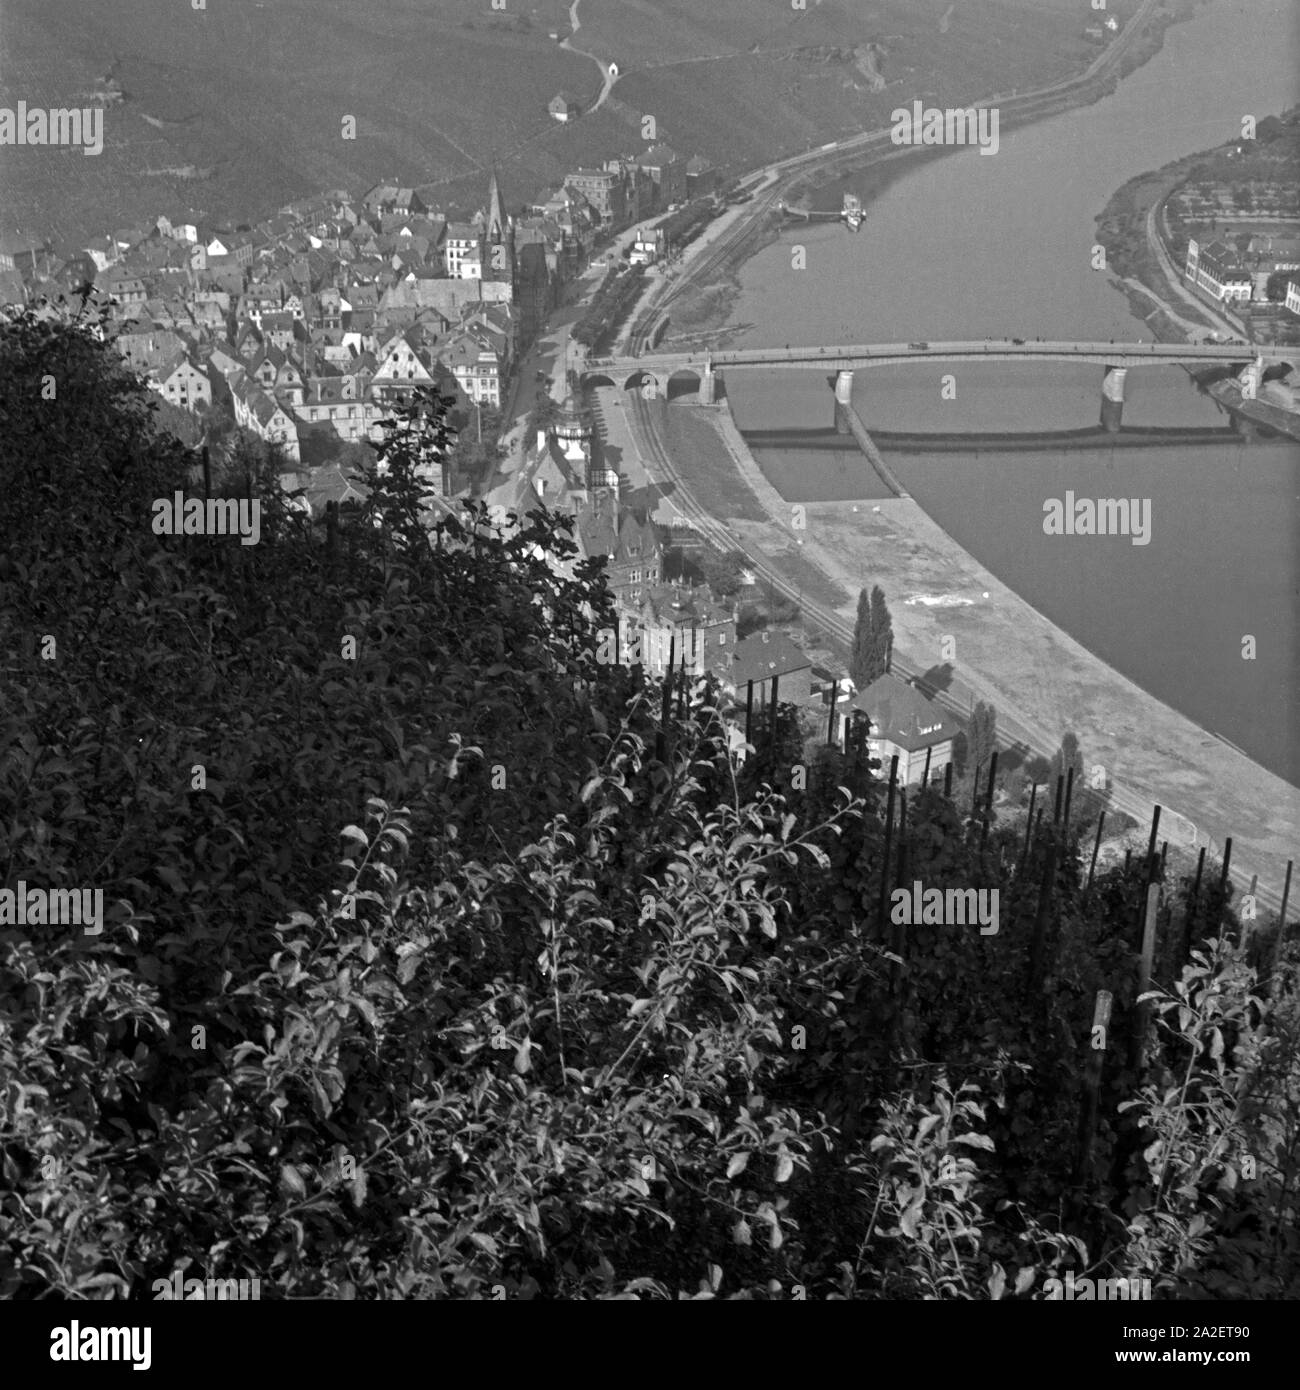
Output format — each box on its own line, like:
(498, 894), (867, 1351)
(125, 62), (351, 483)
(549, 93), (581, 123)
(629, 226), (666, 266)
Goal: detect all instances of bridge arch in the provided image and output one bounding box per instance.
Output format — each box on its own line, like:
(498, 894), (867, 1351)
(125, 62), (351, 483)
(664, 367), (705, 401)
(622, 368), (663, 398)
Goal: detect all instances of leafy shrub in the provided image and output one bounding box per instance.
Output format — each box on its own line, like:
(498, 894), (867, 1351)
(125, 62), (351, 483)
(1, 305), (1296, 1299)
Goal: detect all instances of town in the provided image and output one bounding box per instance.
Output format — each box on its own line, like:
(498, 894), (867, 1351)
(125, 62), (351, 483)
(1, 0), (1297, 1329)
(0, 146), (975, 777)
(0, 143), (714, 476)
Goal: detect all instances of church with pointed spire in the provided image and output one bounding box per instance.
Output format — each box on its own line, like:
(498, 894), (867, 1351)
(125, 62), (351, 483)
(479, 168), (515, 288)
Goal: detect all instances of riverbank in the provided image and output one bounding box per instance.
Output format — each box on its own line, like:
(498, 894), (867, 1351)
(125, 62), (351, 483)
(1093, 111), (1300, 440)
(658, 394), (1300, 906)
(607, 0), (1297, 892)
(656, 0), (1190, 352)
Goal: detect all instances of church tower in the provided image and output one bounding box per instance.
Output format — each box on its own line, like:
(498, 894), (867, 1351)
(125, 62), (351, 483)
(483, 167), (514, 285)
(486, 168), (508, 242)
(554, 394), (593, 475)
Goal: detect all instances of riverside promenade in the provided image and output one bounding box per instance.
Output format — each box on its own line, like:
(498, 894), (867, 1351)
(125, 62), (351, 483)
(629, 390), (1299, 906)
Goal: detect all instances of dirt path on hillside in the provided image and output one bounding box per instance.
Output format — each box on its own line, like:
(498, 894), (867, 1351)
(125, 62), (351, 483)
(561, 0), (618, 113)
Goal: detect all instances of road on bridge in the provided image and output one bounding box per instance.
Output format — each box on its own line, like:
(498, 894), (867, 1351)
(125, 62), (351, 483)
(586, 339), (1281, 379)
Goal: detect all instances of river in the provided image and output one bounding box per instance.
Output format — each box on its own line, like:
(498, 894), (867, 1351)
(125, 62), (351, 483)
(718, 0), (1300, 787)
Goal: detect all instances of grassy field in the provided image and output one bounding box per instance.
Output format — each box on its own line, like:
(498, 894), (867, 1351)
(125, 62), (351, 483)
(1, 0), (1140, 248)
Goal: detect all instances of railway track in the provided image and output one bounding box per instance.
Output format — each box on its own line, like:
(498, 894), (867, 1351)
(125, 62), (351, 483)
(615, 0), (1289, 915)
(626, 388), (1287, 917)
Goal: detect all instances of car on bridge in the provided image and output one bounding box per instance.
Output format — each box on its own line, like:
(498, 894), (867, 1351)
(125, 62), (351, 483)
(908, 341), (929, 350)
(1011, 337), (1025, 345)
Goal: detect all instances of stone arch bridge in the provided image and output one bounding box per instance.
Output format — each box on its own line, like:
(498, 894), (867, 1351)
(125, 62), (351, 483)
(581, 340), (1294, 431)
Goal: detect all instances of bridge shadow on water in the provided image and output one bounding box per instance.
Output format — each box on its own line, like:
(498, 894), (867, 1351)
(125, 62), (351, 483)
(741, 424), (1243, 454)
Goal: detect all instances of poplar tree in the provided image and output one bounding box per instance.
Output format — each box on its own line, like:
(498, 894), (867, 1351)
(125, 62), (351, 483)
(969, 701), (998, 785)
(850, 588), (873, 689)
(868, 584), (893, 679)
(1051, 731), (1085, 819)
(850, 584), (895, 689)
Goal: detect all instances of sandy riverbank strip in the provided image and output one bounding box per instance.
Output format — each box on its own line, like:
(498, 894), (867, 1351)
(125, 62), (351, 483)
(678, 397), (1300, 898)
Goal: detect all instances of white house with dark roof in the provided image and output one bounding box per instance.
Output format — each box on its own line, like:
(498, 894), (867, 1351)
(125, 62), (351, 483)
(232, 380), (301, 461)
(83, 235), (120, 273)
(847, 672), (958, 786)
(150, 352), (212, 411)
(627, 583), (737, 679)
(294, 377), (384, 442)
(439, 331), (501, 407)
(443, 223), (482, 279)
(549, 92), (581, 122)
(1185, 238), (1253, 303)
(370, 329), (435, 401)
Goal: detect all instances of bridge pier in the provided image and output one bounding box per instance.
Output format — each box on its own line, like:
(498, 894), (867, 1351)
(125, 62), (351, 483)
(834, 369), (854, 434)
(1100, 364), (1127, 433)
(1237, 356), (1264, 402)
(700, 361), (717, 405)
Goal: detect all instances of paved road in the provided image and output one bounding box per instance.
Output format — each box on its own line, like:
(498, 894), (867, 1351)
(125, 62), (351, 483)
(1146, 199), (1253, 343)
(590, 339), (1282, 376)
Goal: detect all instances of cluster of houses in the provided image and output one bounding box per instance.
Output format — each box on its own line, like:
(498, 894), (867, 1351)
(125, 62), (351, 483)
(0, 174), (540, 479)
(483, 392), (957, 780)
(0, 141), (715, 489)
(0, 138), (956, 768)
(553, 144), (713, 226)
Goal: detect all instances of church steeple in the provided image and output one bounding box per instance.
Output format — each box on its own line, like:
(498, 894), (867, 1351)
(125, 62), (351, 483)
(486, 167), (508, 242)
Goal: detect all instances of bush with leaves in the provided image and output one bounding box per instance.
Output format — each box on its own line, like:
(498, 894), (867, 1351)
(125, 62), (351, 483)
(1, 305), (1296, 1299)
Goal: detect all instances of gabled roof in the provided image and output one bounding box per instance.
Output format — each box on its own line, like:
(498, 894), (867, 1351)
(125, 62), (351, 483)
(249, 389), (293, 427)
(151, 349), (193, 381)
(849, 672), (958, 751)
(302, 458), (369, 512)
(730, 630), (809, 688)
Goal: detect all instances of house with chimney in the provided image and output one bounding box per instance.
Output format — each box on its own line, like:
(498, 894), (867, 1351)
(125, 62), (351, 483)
(623, 583), (737, 679)
(1185, 238), (1252, 303)
(444, 223), (482, 279)
(729, 630), (812, 709)
(576, 494), (662, 608)
(563, 168), (628, 227)
(294, 376), (383, 444)
(440, 331), (503, 407)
